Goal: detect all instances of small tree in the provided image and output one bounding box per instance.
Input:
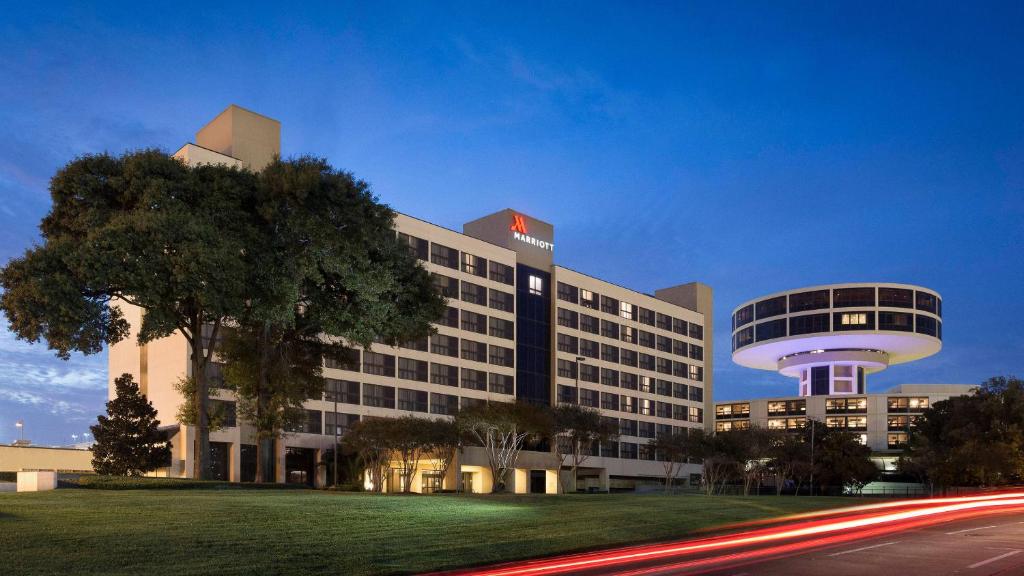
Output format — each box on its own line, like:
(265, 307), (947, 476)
(550, 404), (617, 493)
(343, 418), (393, 492)
(649, 430), (696, 493)
(456, 402), (546, 493)
(423, 418), (462, 491)
(768, 432), (811, 495)
(389, 416), (431, 493)
(90, 373), (172, 476)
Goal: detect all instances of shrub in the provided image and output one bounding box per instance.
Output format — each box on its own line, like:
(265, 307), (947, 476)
(72, 475), (307, 490)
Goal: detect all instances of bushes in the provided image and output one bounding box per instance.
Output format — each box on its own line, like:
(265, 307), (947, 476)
(69, 475), (307, 490)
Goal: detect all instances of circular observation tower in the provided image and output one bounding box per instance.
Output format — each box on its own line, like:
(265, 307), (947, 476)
(731, 283), (942, 397)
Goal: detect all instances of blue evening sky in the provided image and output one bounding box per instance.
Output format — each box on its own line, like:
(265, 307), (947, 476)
(1, 2), (1022, 445)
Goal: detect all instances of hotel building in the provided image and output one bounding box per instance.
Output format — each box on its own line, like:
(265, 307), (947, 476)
(108, 105), (713, 492)
(716, 283), (974, 461)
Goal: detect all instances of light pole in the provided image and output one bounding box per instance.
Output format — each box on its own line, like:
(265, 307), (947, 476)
(332, 383), (339, 488)
(15, 419), (24, 442)
(574, 356), (586, 404)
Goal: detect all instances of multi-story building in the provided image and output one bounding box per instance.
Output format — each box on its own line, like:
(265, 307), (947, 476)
(717, 283), (975, 465)
(108, 105), (713, 492)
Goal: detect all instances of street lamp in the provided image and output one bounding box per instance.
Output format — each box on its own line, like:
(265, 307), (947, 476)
(574, 356), (586, 404)
(15, 419), (24, 442)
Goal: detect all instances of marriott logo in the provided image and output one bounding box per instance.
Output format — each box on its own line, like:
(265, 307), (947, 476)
(509, 214), (553, 251)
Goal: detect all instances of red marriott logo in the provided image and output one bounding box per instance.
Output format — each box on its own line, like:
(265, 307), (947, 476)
(510, 214), (528, 234)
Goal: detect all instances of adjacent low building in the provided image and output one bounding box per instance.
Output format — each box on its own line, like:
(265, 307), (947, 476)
(108, 105), (714, 492)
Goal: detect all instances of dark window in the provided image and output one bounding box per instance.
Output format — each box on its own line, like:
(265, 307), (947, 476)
(580, 339), (599, 359)
(489, 261), (514, 285)
(557, 359), (577, 379)
(601, 320), (620, 340)
(600, 441), (619, 459)
(673, 361), (688, 378)
(656, 379), (672, 396)
(324, 378), (360, 404)
(672, 317), (688, 335)
(833, 287), (875, 308)
(755, 319), (787, 342)
(755, 296), (787, 319)
(556, 308), (578, 329)
(557, 385), (578, 404)
(580, 314), (599, 335)
(620, 349), (638, 367)
(285, 409), (321, 434)
(619, 419), (638, 437)
(834, 311), (875, 331)
(460, 339), (487, 363)
(638, 307), (656, 326)
(400, 337), (428, 352)
(673, 382), (688, 399)
(489, 373), (513, 395)
(580, 363), (600, 384)
(878, 287), (913, 308)
(689, 344), (703, 361)
(324, 347), (360, 371)
(461, 310), (487, 334)
(915, 291), (938, 314)
(600, 368), (619, 387)
(430, 363), (459, 386)
(430, 334), (458, 357)
(210, 399), (236, 427)
(733, 304), (754, 329)
(398, 388), (428, 412)
(879, 311), (914, 332)
(439, 306), (459, 328)
(362, 384), (395, 408)
(788, 289), (830, 312)
(811, 366), (829, 396)
(557, 333), (578, 354)
(489, 290), (514, 313)
(656, 313), (672, 331)
(790, 313), (830, 336)
(656, 335), (672, 353)
(397, 358), (428, 382)
(734, 326), (754, 349)
(461, 253), (487, 277)
(461, 397), (486, 411)
(430, 243), (458, 268)
(656, 357), (673, 375)
(600, 344), (619, 363)
(461, 368), (488, 391)
(580, 389), (599, 408)
(489, 317), (514, 340)
(601, 392), (619, 411)
(398, 232), (428, 260)
(689, 386), (703, 402)
(362, 352), (395, 377)
(556, 282), (578, 303)
(430, 393), (459, 416)
(432, 274), (459, 298)
(621, 373), (638, 390)
(324, 412), (359, 437)
(460, 281), (487, 306)
(639, 353), (656, 371)
(489, 346), (514, 368)
(689, 323), (703, 341)
(638, 421), (656, 438)
(672, 339), (687, 357)
(639, 330), (655, 348)
(600, 295), (619, 315)
(915, 314), (938, 337)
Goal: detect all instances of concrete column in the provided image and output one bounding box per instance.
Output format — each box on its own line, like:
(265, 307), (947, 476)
(275, 439), (286, 484)
(598, 468), (610, 492)
(229, 442), (241, 483)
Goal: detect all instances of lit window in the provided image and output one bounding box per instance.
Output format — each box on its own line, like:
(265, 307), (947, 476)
(528, 275), (543, 296)
(620, 301), (633, 320)
(841, 313), (868, 326)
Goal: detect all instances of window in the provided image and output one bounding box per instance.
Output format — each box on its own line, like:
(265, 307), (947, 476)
(655, 313), (671, 331)
(639, 330), (655, 348)
(833, 287), (875, 307)
(430, 334), (458, 357)
(461, 310), (487, 334)
(601, 320), (620, 339)
(460, 281), (487, 306)
(672, 339), (687, 357)
(656, 379), (672, 397)
(790, 313), (830, 336)
(363, 384), (395, 408)
(557, 308), (579, 329)
(672, 317), (688, 335)
(600, 368), (619, 387)
(916, 314), (938, 337)
(601, 392), (620, 411)
(461, 253), (487, 277)
(557, 282), (578, 303)
(595, 295), (616, 315)
(489, 373), (513, 395)
(429, 243), (459, 268)
(557, 333), (578, 354)
(888, 432), (908, 449)
(915, 291), (938, 314)
(489, 346), (514, 368)
(834, 311), (875, 331)
(580, 388), (599, 408)
(430, 363), (459, 387)
(600, 344), (620, 363)
(580, 339), (599, 359)
(489, 317), (514, 340)
(755, 296), (787, 319)
(285, 409), (321, 434)
(878, 287), (913, 308)
(621, 397), (638, 414)
(324, 348), (361, 371)
(688, 365), (703, 382)
(580, 314), (599, 334)
(621, 326), (636, 344)
(460, 339), (487, 363)
(398, 358), (428, 382)
(639, 398), (653, 416)
(620, 301), (634, 320)
(689, 344), (703, 361)
(439, 306), (459, 328)
(656, 357), (673, 375)
(619, 372), (638, 390)
(620, 349), (638, 367)
(888, 415), (909, 430)
(489, 261), (514, 285)
(673, 382), (688, 399)
(398, 233), (428, 260)
(324, 379), (360, 404)
(430, 393), (459, 416)
(462, 397), (486, 412)
(432, 273), (459, 298)
(400, 337), (428, 352)
(557, 385), (578, 404)
(325, 412), (359, 436)
(755, 319), (787, 342)
(210, 400), (237, 427)
(689, 386), (703, 402)
(788, 289), (830, 312)
(733, 304), (754, 328)
(908, 397), (929, 410)
(362, 352), (395, 377)
(639, 353), (656, 371)
(734, 326), (754, 350)
(580, 289), (597, 309)
(489, 290), (514, 312)
(619, 418), (638, 436)
(398, 388), (428, 412)
(639, 375), (654, 393)
(656, 402), (672, 418)
(689, 406), (703, 424)
(557, 359), (578, 379)
(528, 275), (543, 296)
(580, 363), (600, 384)
(461, 368), (488, 391)
(879, 311), (913, 332)
(638, 307), (655, 326)
(656, 335), (672, 353)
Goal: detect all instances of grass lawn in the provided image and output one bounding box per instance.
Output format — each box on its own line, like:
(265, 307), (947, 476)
(0, 489), (863, 575)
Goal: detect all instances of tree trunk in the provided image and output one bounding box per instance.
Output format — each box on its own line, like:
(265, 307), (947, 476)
(191, 315), (211, 480)
(254, 323), (273, 483)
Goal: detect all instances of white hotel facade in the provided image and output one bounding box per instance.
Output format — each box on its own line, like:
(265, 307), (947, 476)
(109, 105), (713, 492)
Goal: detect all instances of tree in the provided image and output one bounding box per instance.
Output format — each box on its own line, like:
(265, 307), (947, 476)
(423, 418), (462, 491)
(1, 151), (254, 479)
(767, 432), (811, 495)
(90, 373), (172, 476)
(388, 416), (431, 493)
(805, 423), (877, 494)
(649, 430), (698, 493)
(550, 404), (618, 493)
(456, 402), (547, 493)
(728, 427), (781, 496)
(343, 418), (393, 492)
(697, 431), (743, 495)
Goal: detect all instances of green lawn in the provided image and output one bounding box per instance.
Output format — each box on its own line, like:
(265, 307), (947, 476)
(0, 489), (862, 575)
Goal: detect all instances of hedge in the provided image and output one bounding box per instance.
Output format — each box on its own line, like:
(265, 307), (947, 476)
(65, 475), (309, 490)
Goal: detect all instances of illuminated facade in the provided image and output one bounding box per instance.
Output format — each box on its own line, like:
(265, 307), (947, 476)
(108, 105), (713, 492)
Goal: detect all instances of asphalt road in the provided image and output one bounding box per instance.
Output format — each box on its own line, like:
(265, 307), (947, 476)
(697, 511), (1024, 576)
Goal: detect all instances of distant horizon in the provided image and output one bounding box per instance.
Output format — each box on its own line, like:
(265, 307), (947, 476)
(2, 2), (1022, 444)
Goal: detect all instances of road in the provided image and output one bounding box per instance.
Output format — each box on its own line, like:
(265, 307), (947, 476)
(434, 492), (1024, 576)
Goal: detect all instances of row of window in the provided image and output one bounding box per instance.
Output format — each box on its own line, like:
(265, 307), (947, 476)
(556, 385), (704, 422)
(321, 372), (514, 408)
(734, 286), (942, 329)
(556, 312), (704, 360)
(557, 372), (704, 401)
(399, 232), (515, 285)
(325, 335), (516, 376)
(733, 311), (943, 350)
(556, 282), (704, 341)
(556, 355), (704, 383)
(431, 274), (516, 313)
(713, 397), (932, 420)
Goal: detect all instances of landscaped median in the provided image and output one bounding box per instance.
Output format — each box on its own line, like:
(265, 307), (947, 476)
(0, 482), (868, 575)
